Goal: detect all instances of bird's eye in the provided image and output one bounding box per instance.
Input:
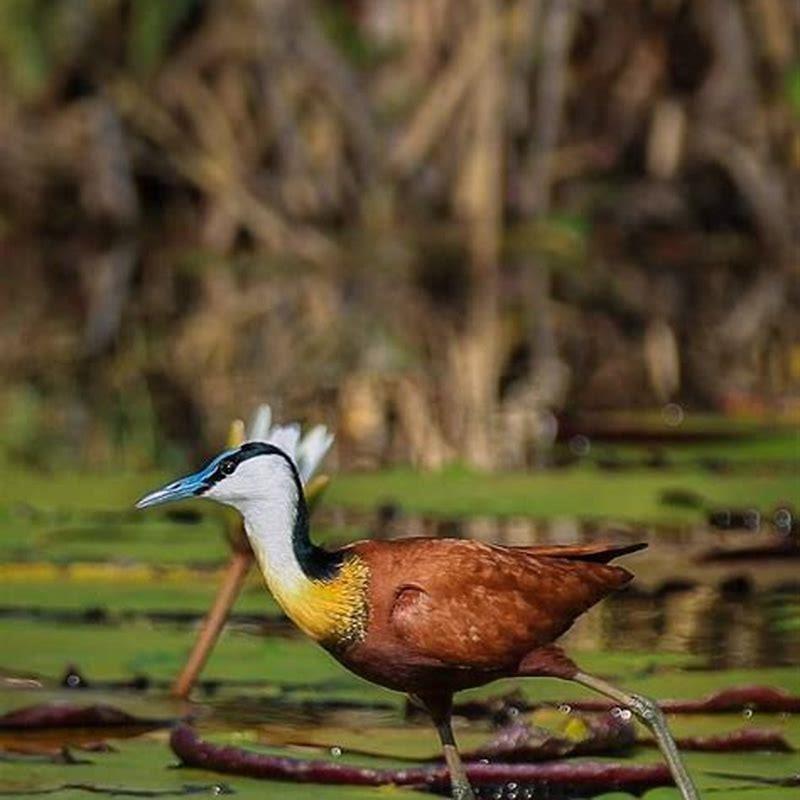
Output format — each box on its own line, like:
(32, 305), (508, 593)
(219, 459), (236, 476)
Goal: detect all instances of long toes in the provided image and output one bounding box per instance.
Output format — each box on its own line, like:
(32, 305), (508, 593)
(629, 693), (662, 722)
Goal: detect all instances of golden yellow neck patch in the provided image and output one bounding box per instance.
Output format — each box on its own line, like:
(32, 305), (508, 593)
(264, 554), (370, 649)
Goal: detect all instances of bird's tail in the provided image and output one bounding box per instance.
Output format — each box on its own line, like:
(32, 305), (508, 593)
(519, 541), (647, 564)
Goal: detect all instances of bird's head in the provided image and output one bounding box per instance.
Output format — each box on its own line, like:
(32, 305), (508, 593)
(135, 442), (300, 514)
(136, 409), (333, 520)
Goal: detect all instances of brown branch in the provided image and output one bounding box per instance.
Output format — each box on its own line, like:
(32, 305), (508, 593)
(523, 0), (579, 215)
(689, 126), (794, 268)
(389, 11), (496, 177)
(110, 80), (338, 267)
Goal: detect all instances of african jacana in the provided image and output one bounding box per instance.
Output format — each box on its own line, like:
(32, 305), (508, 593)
(138, 442), (699, 800)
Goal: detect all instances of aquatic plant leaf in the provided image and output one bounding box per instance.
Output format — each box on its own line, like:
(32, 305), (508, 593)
(0, 746), (91, 765)
(461, 712), (635, 762)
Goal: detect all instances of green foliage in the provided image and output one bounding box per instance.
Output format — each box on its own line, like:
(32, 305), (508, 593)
(0, 385), (45, 458)
(127, 0), (197, 75)
(0, 0), (198, 99)
(328, 464), (798, 523)
(1, 428), (798, 797)
(0, 735), (400, 799)
(0, 575), (276, 614)
(1, 618), (798, 799)
(315, 0), (378, 67)
(0, 617), (369, 688)
(2, 426), (796, 524)
(0, 0), (51, 98)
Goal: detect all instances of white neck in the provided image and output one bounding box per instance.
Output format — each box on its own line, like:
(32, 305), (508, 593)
(202, 451), (322, 620)
(238, 482), (308, 599)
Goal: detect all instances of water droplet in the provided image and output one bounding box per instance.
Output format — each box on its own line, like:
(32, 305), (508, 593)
(774, 507), (793, 533)
(569, 434), (591, 456)
(506, 782), (518, 791)
(742, 708), (753, 719)
(61, 665), (88, 689)
(557, 703), (572, 714)
(744, 508), (761, 530)
(662, 403), (684, 426)
(329, 746), (342, 757)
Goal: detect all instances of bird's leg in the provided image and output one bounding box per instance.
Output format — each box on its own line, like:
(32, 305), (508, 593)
(415, 693), (476, 800)
(571, 671), (700, 800)
(436, 716), (476, 800)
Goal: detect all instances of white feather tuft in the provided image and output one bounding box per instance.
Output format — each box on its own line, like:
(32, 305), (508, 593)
(244, 404), (333, 485)
(246, 405), (272, 442)
(266, 423), (301, 459)
(295, 425), (335, 483)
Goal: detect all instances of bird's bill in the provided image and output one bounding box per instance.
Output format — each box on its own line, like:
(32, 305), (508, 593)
(135, 468), (210, 509)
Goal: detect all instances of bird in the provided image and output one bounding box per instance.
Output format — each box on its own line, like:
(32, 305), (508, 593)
(137, 436), (700, 800)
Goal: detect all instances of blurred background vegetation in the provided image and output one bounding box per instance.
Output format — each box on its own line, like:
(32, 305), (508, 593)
(0, 0), (797, 473)
(0, 5), (798, 797)
(0, 0), (800, 476)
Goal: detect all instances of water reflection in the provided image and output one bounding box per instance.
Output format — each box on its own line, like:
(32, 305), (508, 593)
(565, 585), (799, 668)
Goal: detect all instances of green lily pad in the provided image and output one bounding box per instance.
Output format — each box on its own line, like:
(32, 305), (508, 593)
(328, 466), (799, 523)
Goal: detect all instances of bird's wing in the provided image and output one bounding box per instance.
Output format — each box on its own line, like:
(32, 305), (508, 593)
(383, 539), (633, 671)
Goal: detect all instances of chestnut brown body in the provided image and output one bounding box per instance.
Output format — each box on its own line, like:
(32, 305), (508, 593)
(328, 538), (642, 699)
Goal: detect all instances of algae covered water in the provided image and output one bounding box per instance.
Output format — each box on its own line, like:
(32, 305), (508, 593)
(0, 430), (797, 799)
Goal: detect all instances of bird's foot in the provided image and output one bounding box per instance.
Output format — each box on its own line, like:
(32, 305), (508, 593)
(627, 693), (664, 723)
(627, 694), (700, 800)
(451, 782), (476, 800)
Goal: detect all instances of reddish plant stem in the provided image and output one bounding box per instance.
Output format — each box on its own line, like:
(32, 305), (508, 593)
(564, 685), (800, 714)
(170, 724), (673, 792)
